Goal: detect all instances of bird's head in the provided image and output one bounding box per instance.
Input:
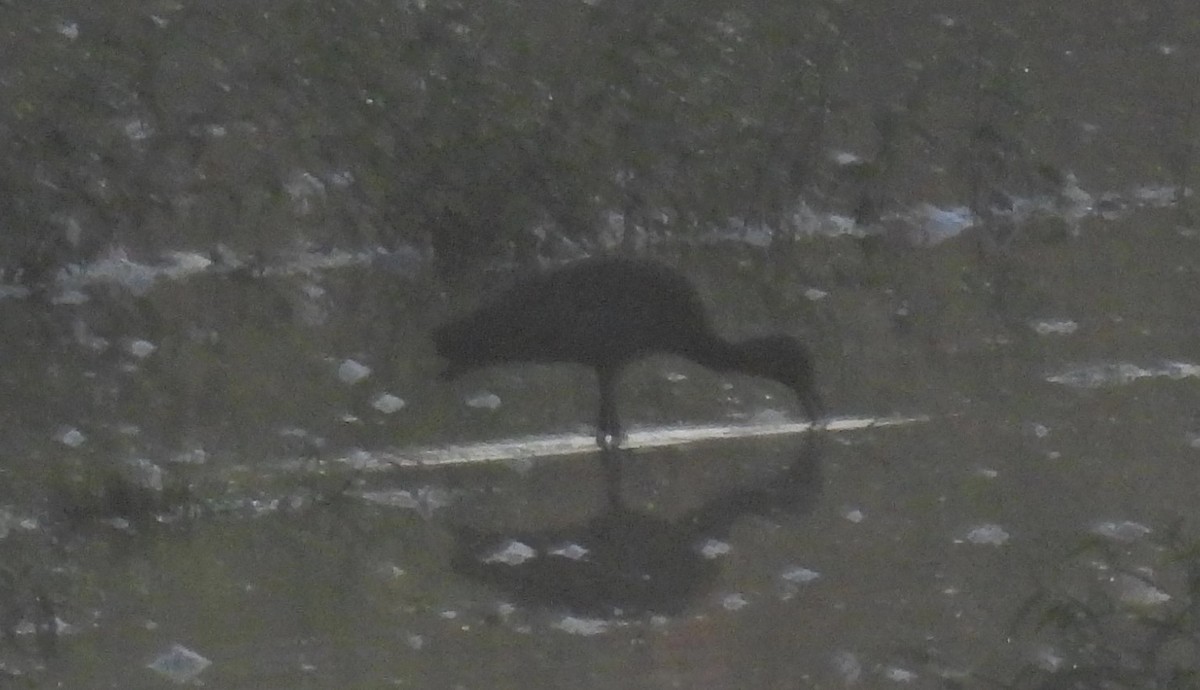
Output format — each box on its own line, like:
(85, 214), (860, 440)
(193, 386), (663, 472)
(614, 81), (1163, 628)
(738, 335), (823, 422)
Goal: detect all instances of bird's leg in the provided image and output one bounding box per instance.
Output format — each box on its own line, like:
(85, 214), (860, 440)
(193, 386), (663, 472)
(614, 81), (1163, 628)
(802, 388), (826, 431)
(600, 446), (624, 509)
(595, 366), (626, 449)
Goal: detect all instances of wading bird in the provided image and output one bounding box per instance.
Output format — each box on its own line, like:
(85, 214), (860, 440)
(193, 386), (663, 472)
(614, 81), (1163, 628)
(434, 257), (823, 450)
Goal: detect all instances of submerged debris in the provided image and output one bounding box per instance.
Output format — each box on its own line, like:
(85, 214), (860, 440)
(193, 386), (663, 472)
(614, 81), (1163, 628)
(482, 540), (537, 566)
(884, 666), (918, 683)
(169, 447), (209, 465)
(548, 543), (589, 561)
(1029, 319), (1078, 336)
(356, 487), (453, 518)
(780, 566), (821, 584)
(831, 651), (863, 684)
(696, 539), (731, 559)
(371, 393), (407, 414)
(147, 644), (211, 684)
(907, 204), (975, 245)
(465, 391), (502, 410)
(962, 524), (1010, 546)
(1111, 572), (1171, 608)
(337, 359), (372, 384)
(127, 339), (157, 358)
(721, 592), (749, 611)
(1047, 361), (1200, 388)
(57, 249), (213, 297)
(552, 616), (610, 636)
(56, 428), (86, 448)
(1091, 520), (1152, 542)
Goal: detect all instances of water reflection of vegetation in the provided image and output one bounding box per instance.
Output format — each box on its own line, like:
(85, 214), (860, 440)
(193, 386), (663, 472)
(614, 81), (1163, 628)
(997, 522), (1200, 690)
(0, 0), (844, 277)
(48, 459), (196, 530)
(8, 0), (1192, 280)
(0, 563), (59, 682)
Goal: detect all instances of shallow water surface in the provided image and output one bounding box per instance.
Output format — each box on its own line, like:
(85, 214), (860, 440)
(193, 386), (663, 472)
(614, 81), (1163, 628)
(3, 0), (1200, 687)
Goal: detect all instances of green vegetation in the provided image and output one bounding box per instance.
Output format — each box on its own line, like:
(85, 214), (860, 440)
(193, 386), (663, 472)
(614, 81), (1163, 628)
(998, 522), (1200, 689)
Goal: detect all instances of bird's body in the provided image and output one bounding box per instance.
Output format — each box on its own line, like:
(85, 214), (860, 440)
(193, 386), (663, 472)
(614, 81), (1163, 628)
(437, 259), (709, 377)
(434, 257), (822, 448)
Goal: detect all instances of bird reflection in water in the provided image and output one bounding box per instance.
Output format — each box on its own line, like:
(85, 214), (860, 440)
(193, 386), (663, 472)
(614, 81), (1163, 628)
(450, 435), (823, 618)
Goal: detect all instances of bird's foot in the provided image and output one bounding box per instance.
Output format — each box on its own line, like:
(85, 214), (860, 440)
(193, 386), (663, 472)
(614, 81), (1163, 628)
(595, 428), (627, 450)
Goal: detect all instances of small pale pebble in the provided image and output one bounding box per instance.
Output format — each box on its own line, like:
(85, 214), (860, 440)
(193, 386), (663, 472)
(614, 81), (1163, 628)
(372, 393), (407, 414)
(781, 566), (821, 584)
(52, 290), (89, 305)
(146, 644), (211, 684)
(832, 651), (862, 684)
(170, 448), (208, 465)
(337, 359), (372, 384)
(123, 119), (154, 141)
(721, 593), (749, 611)
(1033, 646), (1065, 672)
(549, 543), (589, 560)
(57, 21), (80, 39)
(128, 339), (157, 358)
(465, 391), (502, 410)
(831, 151), (862, 166)
(884, 666), (917, 683)
(483, 540), (537, 566)
(1030, 319), (1078, 336)
(58, 428), (86, 448)
(553, 616), (609, 636)
(1091, 520), (1151, 542)
(1114, 573), (1170, 607)
(964, 524), (1009, 546)
(697, 539), (731, 559)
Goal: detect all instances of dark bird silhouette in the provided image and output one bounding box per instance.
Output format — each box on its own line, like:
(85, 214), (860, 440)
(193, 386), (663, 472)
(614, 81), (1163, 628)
(434, 257), (822, 448)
